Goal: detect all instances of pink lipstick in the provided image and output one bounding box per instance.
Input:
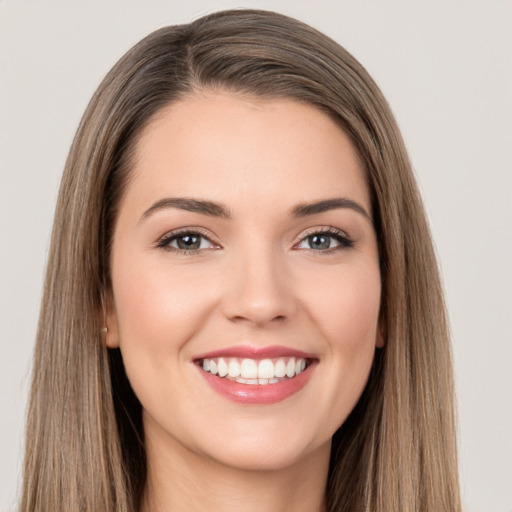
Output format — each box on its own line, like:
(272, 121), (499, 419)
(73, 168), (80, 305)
(194, 345), (317, 404)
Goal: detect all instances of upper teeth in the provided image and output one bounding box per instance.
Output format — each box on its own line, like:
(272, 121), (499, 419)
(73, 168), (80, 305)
(201, 357), (307, 380)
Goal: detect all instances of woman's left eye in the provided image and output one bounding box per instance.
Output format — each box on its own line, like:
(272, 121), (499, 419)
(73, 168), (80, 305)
(295, 229), (353, 251)
(157, 231), (217, 252)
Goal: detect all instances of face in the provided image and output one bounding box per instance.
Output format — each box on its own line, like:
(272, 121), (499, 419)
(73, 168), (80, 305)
(107, 91), (382, 473)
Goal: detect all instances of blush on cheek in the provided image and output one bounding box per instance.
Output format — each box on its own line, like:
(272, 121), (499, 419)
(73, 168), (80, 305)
(113, 257), (218, 357)
(318, 278), (380, 348)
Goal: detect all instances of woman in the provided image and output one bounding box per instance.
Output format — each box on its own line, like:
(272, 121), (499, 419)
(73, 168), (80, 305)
(21, 9), (461, 512)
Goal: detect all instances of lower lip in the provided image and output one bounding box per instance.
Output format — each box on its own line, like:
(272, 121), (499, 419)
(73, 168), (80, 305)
(197, 362), (316, 404)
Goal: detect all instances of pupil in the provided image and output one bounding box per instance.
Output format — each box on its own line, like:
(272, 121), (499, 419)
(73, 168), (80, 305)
(177, 235), (200, 250)
(309, 234), (330, 250)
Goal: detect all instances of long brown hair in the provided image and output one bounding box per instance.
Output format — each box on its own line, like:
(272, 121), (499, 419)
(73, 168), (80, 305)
(22, 9), (461, 511)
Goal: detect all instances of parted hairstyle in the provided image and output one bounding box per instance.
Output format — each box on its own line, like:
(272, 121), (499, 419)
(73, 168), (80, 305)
(21, 9), (461, 512)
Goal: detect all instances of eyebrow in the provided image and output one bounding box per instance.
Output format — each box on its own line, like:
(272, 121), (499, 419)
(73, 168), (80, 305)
(139, 196), (371, 223)
(290, 198), (371, 221)
(140, 197), (232, 222)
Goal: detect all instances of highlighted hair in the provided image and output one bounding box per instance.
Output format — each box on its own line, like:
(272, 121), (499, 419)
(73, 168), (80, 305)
(22, 9), (460, 511)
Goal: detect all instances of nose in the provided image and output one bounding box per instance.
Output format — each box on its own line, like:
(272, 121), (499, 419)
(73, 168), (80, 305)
(221, 246), (297, 327)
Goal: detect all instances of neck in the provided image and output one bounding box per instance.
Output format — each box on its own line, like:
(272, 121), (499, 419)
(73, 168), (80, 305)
(140, 426), (330, 512)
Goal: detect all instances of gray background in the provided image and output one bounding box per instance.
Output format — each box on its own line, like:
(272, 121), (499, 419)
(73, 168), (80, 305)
(1, 1), (511, 511)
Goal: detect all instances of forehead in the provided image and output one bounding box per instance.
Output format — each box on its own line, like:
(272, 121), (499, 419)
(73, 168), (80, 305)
(126, 91), (369, 214)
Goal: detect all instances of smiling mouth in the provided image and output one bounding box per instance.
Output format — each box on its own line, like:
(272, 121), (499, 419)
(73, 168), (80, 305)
(196, 356), (312, 385)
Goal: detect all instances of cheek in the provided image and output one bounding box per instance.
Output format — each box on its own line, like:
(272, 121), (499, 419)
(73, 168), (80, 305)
(111, 253), (216, 357)
(310, 269), (381, 425)
(304, 262), (381, 351)
(110, 254), (221, 419)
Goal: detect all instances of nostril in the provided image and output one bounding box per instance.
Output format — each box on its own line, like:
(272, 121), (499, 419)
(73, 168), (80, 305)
(229, 313), (287, 325)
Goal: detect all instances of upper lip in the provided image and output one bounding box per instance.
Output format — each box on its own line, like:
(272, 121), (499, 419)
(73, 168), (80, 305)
(193, 344), (316, 361)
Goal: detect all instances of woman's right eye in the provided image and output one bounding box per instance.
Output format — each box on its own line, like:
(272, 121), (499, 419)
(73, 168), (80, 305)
(157, 231), (218, 253)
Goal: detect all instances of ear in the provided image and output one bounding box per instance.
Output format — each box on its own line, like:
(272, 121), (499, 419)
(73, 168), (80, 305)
(101, 290), (120, 349)
(375, 316), (385, 348)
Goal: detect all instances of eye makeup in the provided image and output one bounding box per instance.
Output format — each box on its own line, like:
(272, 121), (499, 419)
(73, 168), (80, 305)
(155, 227), (220, 255)
(155, 224), (354, 256)
(293, 226), (354, 252)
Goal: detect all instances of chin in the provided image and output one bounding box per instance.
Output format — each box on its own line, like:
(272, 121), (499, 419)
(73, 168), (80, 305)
(196, 424), (330, 473)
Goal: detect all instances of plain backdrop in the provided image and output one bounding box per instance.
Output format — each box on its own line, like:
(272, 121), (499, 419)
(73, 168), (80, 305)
(0, 1), (510, 511)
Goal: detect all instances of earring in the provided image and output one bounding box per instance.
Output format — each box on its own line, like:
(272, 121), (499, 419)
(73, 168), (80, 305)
(101, 326), (108, 334)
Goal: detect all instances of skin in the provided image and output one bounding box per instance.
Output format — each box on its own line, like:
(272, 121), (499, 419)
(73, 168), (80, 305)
(107, 91), (383, 512)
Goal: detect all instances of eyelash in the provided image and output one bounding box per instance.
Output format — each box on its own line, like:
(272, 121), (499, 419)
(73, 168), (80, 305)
(294, 226), (354, 253)
(156, 228), (218, 255)
(156, 226), (354, 255)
